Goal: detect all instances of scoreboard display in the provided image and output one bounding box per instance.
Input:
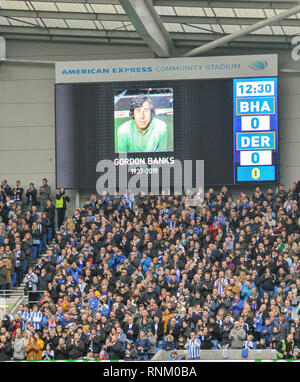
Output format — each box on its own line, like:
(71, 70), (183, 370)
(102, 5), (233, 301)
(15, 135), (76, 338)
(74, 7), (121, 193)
(55, 55), (279, 190)
(233, 77), (278, 183)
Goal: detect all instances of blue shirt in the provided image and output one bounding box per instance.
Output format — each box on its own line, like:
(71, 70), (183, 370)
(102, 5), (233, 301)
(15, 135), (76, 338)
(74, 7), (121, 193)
(88, 297), (99, 314)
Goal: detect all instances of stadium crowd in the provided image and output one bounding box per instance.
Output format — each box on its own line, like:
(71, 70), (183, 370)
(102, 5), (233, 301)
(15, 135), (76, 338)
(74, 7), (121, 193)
(0, 178), (299, 360)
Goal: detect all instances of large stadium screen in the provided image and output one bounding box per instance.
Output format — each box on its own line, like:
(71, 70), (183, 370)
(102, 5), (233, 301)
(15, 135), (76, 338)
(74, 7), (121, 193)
(55, 55), (278, 190)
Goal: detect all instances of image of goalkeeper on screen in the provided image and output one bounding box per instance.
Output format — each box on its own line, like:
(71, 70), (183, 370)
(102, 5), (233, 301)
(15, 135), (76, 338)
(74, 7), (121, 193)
(117, 95), (168, 153)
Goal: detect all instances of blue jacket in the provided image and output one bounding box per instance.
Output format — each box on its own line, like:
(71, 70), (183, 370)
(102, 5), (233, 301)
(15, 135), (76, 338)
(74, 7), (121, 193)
(60, 317), (75, 329)
(163, 341), (176, 351)
(240, 283), (253, 301)
(253, 316), (263, 332)
(0, 234), (5, 245)
(117, 332), (128, 352)
(41, 314), (50, 328)
(109, 253), (125, 270)
(100, 304), (110, 317)
(140, 256), (152, 272)
(54, 311), (64, 323)
(88, 297), (99, 314)
(261, 323), (274, 341)
(230, 300), (244, 315)
(185, 226), (201, 236)
(135, 338), (151, 355)
(219, 215), (227, 226)
(124, 193), (134, 209)
(67, 266), (82, 284)
(117, 200), (131, 211)
(101, 195), (111, 205)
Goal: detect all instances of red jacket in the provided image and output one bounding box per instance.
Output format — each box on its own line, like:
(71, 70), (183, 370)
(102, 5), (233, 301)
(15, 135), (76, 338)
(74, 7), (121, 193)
(209, 223), (222, 240)
(11, 320), (22, 336)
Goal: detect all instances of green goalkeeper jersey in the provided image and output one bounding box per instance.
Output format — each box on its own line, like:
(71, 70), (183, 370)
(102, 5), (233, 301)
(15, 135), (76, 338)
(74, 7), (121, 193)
(116, 117), (168, 153)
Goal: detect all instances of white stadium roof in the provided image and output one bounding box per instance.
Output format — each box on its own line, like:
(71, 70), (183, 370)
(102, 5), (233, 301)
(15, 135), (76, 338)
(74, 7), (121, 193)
(0, 0), (299, 55)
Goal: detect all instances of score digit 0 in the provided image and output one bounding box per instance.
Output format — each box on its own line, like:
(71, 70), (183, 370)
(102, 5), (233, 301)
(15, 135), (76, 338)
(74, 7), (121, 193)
(252, 168), (260, 179)
(251, 117), (259, 129)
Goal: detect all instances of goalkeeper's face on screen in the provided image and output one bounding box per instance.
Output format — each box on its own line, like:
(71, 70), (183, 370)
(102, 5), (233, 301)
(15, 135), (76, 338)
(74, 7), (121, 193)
(133, 100), (152, 131)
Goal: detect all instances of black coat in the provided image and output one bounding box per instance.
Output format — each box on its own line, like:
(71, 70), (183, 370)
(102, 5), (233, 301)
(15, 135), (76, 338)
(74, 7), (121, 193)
(55, 345), (69, 360)
(0, 204), (9, 225)
(0, 265), (8, 286)
(46, 336), (60, 350)
(13, 251), (25, 272)
(166, 324), (180, 341)
(67, 339), (85, 359)
(45, 206), (55, 224)
(26, 188), (38, 205)
(38, 273), (52, 291)
(200, 335), (212, 349)
(89, 335), (102, 354)
(23, 239), (33, 258)
(123, 322), (139, 342)
(78, 333), (90, 353)
(107, 341), (123, 360)
(0, 341), (12, 361)
(151, 322), (164, 341)
(260, 274), (276, 291)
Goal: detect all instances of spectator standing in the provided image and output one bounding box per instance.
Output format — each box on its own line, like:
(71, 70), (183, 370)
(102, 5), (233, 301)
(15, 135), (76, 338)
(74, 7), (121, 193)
(67, 331), (85, 360)
(135, 329), (151, 360)
(260, 268), (277, 297)
(29, 305), (43, 332)
(45, 200), (55, 241)
(25, 335), (41, 360)
(106, 335), (123, 360)
(39, 179), (51, 212)
(22, 233), (33, 271)
(55, 188), (70, 229)
(31, 222), (41, 262)
(0, 259), (8, 294)
(124, 342), (137, 360)
(185, 331), (201, 360)
(23, 267), (39, 307)
(26, 183), (38, 211)
(0, 335), (12, 361)
(2, 253), (12, 289)
(12, 328), (25, 360)
(229, 321), (246, 349)
(55, 337), (68, 360)
(12, 180), (24, 207)
(0, 179), (12, 203)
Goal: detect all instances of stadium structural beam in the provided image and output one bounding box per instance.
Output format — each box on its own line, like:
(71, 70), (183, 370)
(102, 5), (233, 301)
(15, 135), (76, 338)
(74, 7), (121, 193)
(13, 0), (298, 9)
(118, 0), (173, 57)
(2, 10), (300, 27)
(153, 0), (298, 9)
(183, 2), (300, 56)
(0, 9), (130, 22)
(0, 27), (292, 45)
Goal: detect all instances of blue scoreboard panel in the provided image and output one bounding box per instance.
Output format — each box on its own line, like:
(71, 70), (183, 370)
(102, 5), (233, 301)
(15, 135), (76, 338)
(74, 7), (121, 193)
(233, 77), (278, 183)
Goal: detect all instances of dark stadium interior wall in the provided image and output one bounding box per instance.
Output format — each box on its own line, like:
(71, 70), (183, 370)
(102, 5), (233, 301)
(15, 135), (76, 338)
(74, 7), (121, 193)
(190, 79), (233, 186)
